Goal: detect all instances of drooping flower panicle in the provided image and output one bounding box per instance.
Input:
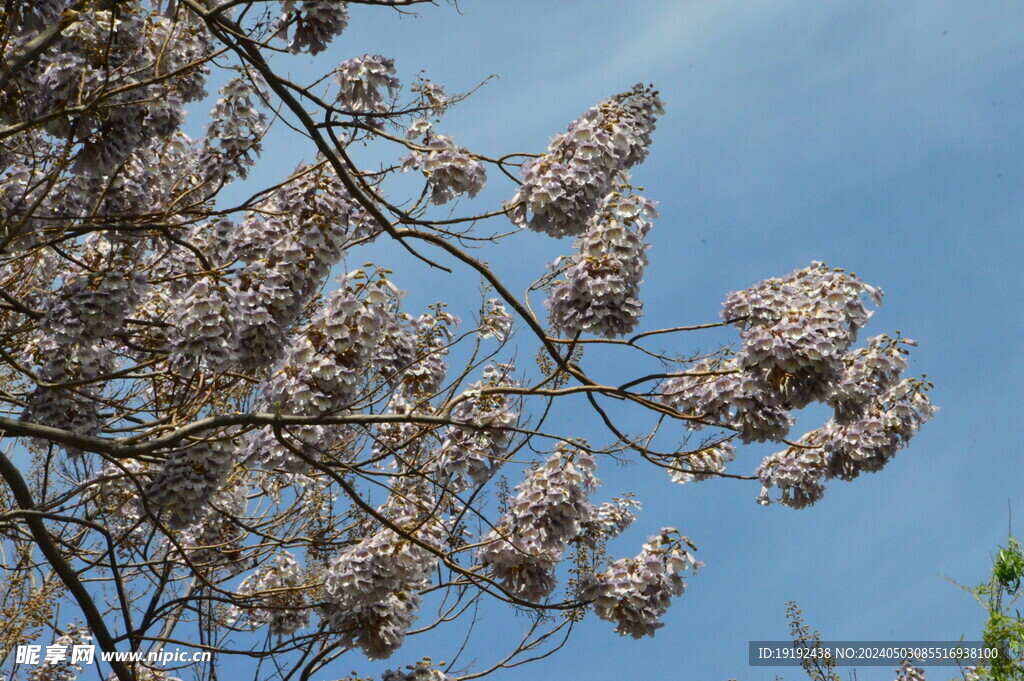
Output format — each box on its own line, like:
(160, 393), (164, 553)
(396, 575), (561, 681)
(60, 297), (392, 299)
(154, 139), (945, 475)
(546, 189), (656, 337)
(581, 528), (701, 638)
(476, 444), (599, 602)
(509, 84), (664, 238)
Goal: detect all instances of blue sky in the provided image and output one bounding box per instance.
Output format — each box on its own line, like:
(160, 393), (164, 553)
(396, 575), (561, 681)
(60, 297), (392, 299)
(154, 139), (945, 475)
(190, 2), (1024, 679)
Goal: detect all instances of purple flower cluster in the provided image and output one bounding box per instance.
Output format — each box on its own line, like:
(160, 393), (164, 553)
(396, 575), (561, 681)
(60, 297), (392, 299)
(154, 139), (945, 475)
(165, 275), (238, 375)
(20, 238), (148, 453)
(546, 189), (655, 337)
(275, 1), (350, 55)
(232, 551), (310, 636)
(663, 263), (886, 441)
(322, 481), (446, 659)
(667, 441), (737, 485)
(369, 309), (460, 467)
(410, 80), (449, 118)
(176, 482), (251, 574)
(476, 445), (598, 602)
(896, 660), (927, 681)
(508, 84), (663, 238)
(335, 55), (400, 114)
(478, 298), (513, 342)
(581, 528), (700, 638)
(434, 364), (519, 491)
(382, 660), (454, 681)
(244, 275), (402, 472)
(1, 5), (212, 175)
(722, 261), (883, 409)
(40, 256), (148, 346)
(663, 265), (933, 505)
(389, 310), (458, 399)
(756, 377), (936, 508)
(752, 446), (828, 510)
(402, 133), (487, 205)
(661, 355), (796, 444)
(169, 165), (376, 374)
(90, 460), (151, 545)
(201, 75), (268, 181)
(147, 434), (239, 529)
(585, 496), (641, 541)
(827, 334), (913, 424)
(18, 342), (115, 454)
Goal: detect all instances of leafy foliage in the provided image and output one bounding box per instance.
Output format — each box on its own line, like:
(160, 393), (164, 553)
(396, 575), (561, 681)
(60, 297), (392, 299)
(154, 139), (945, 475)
(973, 537), (1024, 681)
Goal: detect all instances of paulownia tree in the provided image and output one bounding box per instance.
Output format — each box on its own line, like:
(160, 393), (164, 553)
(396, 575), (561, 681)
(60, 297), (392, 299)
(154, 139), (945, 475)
(0, 2), (937, 680)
